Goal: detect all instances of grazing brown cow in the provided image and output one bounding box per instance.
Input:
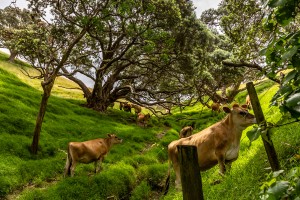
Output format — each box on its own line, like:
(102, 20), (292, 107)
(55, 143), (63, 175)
(131, 104), (142, 115)
(137, 113), (151, 127)
(246, 95), (251, 109)
(64, 134), (122, 177)
(165, 104), (256, 191)
(123, 102), (132, 112)
(179, 126), (193, 138)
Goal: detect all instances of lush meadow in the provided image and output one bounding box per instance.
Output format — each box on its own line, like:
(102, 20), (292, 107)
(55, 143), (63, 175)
(0, 52), (299, 199)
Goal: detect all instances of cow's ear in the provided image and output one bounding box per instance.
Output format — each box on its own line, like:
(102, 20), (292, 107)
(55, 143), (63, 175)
(107, 134), (112, 137)
(223, 106), (231, 113)
(241, 104), (248, 109)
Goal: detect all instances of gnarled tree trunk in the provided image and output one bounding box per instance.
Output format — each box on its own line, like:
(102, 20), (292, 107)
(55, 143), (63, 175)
(31, 80), (54, 154)
(8, 49), (18, 62)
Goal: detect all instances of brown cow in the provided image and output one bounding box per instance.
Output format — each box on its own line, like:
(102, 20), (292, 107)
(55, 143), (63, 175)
(246, 95), (251, 109)
(131, 104), (142, 115)
(124, 102), (132, 112)
(179, 126), (193, 138)
(64, 134), (122, 177)
(165, 104), (256, 191)
(119, 102), (125, 110)
(211, 102), (221, 115)
(137, 113), (151, 127)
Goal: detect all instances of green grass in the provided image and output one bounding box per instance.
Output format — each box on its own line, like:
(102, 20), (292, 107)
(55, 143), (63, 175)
(0, 52), (299, 199)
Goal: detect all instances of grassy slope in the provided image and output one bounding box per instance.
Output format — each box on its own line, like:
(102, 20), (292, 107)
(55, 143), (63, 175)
(0, 52), (299, 199)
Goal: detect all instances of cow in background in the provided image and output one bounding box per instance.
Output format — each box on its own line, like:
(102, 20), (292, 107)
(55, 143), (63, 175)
(123, 102), (132, 113)
(137, 113), (151, 127)
(246, 95), (251, 109)
(164, 104), (256, 192)
(211, 102), (222, 116)
(119, 102), (131, 112)
(131, 104), (142, 115)
(64, 134), (122, 177)
(119, 102), (125, 110)
(179, 126), (193, 138)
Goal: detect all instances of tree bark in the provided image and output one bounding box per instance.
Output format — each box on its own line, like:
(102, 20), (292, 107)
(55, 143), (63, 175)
(226, 79), (242, 102)
(8, 50), (18, 62)
(31, 80), (54, 154)
(88, 96), (111, 111)
(222, 60), (280, 84)
(87, 68), (121, 111)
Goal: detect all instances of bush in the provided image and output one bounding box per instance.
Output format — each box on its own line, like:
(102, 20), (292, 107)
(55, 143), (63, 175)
(259, 168), (300, 200)
(130, 181), (151, 200)
(124, 155), (158, 168)
(137, 164), (167, 189)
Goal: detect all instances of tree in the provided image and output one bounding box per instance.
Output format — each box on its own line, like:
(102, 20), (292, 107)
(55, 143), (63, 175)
(0, 6), (33, 62)
(200, 0), (273, 101)
(263, 0), (300, 118)
(203, 0), (300, 118)
(58, 0), (211, 113)
(16, 0), (106, 154)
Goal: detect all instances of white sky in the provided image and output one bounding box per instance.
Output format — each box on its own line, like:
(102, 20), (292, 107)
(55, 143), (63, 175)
(192, 0), (221, 17)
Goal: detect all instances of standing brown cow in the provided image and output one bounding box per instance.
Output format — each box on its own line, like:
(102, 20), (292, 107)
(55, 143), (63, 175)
(137, 113), (151, 127)
(64, 134), (122, 177)
(120, 101), (131, 112)
(179, 126), (193, 138)
(165, 104), (256, 191)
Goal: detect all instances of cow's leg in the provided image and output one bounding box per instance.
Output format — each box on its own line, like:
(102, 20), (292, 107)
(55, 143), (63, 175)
(173, 163), (182, 190)
(95, 157), (104, 173)
(225, 158), (237, 174)
(216, 150), (226, 176)
(70, 161), (76, 177)
(94, 161), (99, 173)
(64, 155), (71, 177)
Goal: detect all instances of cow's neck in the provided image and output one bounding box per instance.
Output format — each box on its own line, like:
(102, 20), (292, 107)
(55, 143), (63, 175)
(104, 138), (113, 150)
(222, 115), (246, 144)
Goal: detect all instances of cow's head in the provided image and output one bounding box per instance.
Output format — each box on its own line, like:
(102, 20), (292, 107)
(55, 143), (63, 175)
(223, 104), (256, 127)
(108, 133), (123, 144)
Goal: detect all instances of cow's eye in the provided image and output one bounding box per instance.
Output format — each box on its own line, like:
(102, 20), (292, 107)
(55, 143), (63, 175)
(239, 111), (247, 116)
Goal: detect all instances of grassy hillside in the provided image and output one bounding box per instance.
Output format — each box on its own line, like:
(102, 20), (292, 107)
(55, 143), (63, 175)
(0, 52), (299, 200)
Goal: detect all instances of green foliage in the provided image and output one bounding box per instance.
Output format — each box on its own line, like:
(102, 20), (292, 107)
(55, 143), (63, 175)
(259, 168), (300, 200)
(130, 181), (151, 200)
(137, 163), (167, 188)
(263, 0), (300, 118)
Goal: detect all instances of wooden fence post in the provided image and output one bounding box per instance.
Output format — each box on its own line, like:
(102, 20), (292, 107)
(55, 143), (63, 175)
(177, 145), (204, 200)
(246, 82), (280, 171)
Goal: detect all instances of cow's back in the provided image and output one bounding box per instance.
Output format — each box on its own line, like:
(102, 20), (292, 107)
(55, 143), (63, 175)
(69, 139), (108, 163)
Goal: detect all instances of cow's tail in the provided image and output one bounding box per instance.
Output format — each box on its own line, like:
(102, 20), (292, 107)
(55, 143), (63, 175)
(64, 145), (72, 177)
(163, 159), (171, 195)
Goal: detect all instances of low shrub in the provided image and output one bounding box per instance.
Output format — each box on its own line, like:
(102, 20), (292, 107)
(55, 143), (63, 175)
(137, 163), (168, 190)
(130, 181), (151, 200)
